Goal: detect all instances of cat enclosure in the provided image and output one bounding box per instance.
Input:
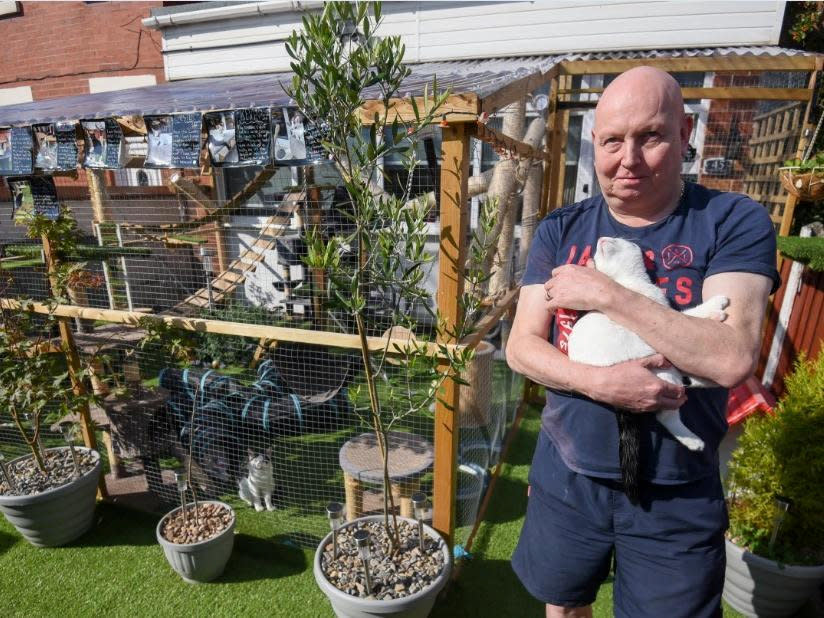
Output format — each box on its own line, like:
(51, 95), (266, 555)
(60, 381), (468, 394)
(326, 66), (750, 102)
(0, 48), (820, 554)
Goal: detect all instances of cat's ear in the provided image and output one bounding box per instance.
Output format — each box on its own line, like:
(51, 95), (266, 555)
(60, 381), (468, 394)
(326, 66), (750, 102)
(265, 447), (272, 458)
(247, 447), (255, 460)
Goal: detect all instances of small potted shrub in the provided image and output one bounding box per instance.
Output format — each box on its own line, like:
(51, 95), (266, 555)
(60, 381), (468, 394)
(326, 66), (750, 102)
(288, 2), (496, 615)
(723, 353), (824, 616)
(0, 284), (102, 548)
(155, 382), (236, 584)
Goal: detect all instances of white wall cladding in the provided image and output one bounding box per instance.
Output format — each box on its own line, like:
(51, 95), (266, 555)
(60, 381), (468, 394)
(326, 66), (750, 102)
(155, 1), (787, 81)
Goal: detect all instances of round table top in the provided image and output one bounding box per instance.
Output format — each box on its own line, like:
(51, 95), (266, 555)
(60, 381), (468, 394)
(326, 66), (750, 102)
(339, 431), (434, 483)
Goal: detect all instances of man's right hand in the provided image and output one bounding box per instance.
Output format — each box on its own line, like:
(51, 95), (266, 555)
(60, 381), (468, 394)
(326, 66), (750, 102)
(585, 354), (687, 412)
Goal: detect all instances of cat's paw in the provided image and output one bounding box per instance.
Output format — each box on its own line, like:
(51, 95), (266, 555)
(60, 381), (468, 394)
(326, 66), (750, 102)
(266, 504), (276, 511)
(678, 436), (705, 452)
(684, 295), (728, 321)
(254, 503), (264, 512)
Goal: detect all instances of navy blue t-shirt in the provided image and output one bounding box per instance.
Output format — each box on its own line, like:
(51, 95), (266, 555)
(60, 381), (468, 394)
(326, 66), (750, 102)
(522, 182), (780, 483)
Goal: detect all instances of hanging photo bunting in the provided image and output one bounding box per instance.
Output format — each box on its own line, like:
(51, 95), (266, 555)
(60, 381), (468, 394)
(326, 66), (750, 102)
(81, 118), (124, 169)
(144, 113), (202, 169)
(55, 122), (79, 170)
(235, 108), (271, 164)
(0, 127), (33, 176)
(33, 122), (78, 172)
(272, 108), (326, 165)
(33, 124), (58, 171)
(8, 175), (60, 222)
(204, 108), (271, 167)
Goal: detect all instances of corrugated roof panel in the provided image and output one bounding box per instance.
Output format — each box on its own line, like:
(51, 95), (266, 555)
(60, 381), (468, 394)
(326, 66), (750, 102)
(0, 48), (817, 127)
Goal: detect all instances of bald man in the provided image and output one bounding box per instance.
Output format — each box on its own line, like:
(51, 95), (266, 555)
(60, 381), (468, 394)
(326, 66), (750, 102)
(507, 67), (779, 617)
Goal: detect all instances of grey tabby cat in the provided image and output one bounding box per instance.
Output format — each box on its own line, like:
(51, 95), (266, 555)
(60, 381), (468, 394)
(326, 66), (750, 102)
(238, 448), (276, 512)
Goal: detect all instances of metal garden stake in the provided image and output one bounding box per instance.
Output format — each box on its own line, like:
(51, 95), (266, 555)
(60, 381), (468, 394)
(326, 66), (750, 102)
(175, 471), (189, 524)
(326, 501), (344, 560)
(768, 495), (793, 552)
(0, 453), (16, 492)
(411, 491), (427, 551)
(61, 423), (80, 478)
(353, 529), (372, 596)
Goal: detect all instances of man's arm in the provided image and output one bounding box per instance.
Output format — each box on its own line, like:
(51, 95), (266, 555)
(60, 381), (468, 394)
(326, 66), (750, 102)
(507, 284), (688, 412)
(545, 267), (772, 388)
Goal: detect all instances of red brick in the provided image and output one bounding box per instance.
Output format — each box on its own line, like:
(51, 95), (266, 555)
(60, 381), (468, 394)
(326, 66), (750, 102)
(0, 1), (165, 102)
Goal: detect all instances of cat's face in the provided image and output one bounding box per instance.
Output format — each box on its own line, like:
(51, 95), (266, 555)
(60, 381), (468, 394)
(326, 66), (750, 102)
(593, 237), (645, 279)
(248, 450), (272, 471)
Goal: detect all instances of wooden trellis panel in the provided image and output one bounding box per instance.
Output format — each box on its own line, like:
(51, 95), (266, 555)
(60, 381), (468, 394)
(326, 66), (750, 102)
(743, 102), (803, 228)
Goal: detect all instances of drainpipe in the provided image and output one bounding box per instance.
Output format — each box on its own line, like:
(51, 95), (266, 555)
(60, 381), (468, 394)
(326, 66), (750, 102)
(142, 1), (325, 29)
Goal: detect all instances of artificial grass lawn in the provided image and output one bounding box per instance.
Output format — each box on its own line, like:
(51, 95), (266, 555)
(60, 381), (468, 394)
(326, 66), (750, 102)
(0, 408), (785, 617)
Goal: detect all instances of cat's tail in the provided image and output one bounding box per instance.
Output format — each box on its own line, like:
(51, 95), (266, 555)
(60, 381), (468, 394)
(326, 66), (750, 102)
(616, 409), (641, 505)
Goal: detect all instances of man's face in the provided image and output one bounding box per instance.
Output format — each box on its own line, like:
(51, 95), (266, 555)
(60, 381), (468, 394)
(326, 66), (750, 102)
(592, 88), (690, 209)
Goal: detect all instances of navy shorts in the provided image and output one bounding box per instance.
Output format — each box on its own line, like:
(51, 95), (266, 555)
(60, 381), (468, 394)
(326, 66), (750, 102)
(512, 430), (727, 618)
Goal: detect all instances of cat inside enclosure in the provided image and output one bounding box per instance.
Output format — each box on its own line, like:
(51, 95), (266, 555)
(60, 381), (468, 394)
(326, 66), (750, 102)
(238, 448), (277, 512)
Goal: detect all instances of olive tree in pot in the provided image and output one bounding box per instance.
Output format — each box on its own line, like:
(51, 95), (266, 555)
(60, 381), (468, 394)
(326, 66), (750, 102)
(287, 2), (496, 616)
(724, 353), (824, 617)
(0, 216), (104, 548)
(155, 381), (236, 584)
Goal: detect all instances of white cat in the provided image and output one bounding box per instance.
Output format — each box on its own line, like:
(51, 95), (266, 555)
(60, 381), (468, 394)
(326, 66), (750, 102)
(567, 236), (729, 452)
(238, 449), (276, 512)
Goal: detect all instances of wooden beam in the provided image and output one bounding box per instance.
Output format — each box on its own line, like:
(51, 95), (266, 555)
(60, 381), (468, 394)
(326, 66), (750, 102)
(86, 169), (110, 223)
(777, 66), (821, 268)
(433, 123), (470, 546)
(480, 64), (560, 115)
(559, 55), (818, 75)
(543, 76), (565, 217)
(40, 235), (105, 498)
(359, 93), (478, 125)
(558, 87), (812, 102)
(472, 122), (550, 162)
(682, 87), (811, 101)
(460, 287), (519, 349)
(0, 299), (465, 357)
(169, 175), (212, 210)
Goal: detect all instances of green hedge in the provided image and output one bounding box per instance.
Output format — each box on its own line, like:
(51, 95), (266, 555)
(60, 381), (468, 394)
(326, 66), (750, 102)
(777, 236), (824, 271)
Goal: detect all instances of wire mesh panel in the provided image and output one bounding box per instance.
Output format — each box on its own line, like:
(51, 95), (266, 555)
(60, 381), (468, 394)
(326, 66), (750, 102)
(553, 69), (812, 234)
(0, 120), (524, 547)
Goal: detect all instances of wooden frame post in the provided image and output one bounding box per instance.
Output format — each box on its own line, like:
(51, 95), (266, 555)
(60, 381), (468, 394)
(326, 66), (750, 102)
(777, 61), (822, 269)
(41, 234), (106, 497)
(542, 75), (565, 217)
(433, 124), (470, 544)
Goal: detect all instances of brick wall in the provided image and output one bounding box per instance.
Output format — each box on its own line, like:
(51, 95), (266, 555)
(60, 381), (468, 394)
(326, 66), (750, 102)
(0, 1), (165, 101)
(698, 72), (759, 193)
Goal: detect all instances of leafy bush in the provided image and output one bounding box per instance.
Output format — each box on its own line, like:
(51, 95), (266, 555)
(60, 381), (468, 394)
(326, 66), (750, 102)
(726, 353), (824, 565)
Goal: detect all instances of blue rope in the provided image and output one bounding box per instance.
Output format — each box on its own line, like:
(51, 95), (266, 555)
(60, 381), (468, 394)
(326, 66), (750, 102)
(262, 399), (271, 432)
(289, 394), (303, 427)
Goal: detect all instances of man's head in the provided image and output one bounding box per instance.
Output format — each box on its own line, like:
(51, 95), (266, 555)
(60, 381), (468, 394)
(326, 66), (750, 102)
(592, 66), (692, 218)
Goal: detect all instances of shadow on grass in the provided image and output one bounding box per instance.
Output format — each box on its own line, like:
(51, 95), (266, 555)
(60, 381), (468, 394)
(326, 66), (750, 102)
(0, 530), (19, 556)
(500, 411), (541, 467)
(219, 533), (307, 583)
(66, 503), (158, 548)
(431, 558), (543, 618)
(477, 475), (529, 526)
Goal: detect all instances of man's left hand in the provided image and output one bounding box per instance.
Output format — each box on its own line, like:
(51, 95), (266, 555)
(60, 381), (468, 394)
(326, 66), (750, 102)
(544, 261), (617, 313)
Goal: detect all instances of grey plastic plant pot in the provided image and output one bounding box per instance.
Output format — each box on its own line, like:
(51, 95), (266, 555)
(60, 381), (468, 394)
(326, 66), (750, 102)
(156, 500), (236, 584)
(0, 447), (101, 548)
(314, 515), (453, 618)
(723, 538), (824, 617)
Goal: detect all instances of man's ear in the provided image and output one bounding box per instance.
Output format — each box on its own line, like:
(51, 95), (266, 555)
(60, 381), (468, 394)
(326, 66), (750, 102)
(680, 114), (694, 156)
